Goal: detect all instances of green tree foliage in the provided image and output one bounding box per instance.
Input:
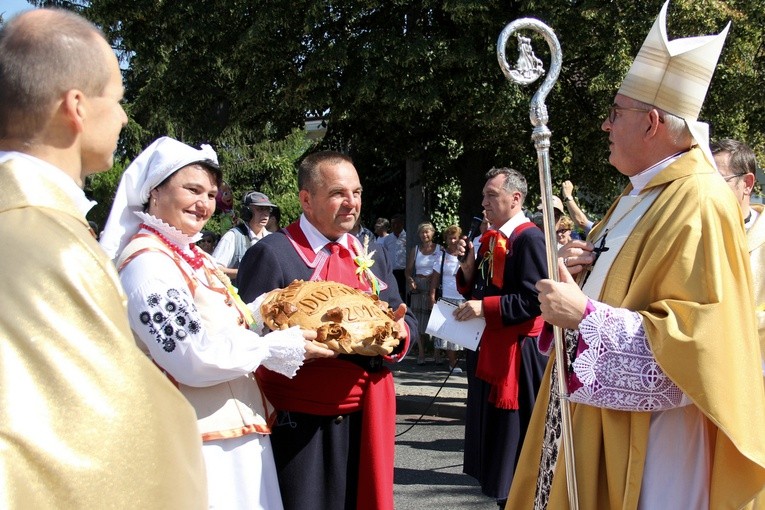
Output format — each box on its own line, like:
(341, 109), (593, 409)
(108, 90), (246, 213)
(85, 158), (126, 231)
(430, 175), (461, 234)
(31, 0), (765, 223)
(216, 126), (317, 230)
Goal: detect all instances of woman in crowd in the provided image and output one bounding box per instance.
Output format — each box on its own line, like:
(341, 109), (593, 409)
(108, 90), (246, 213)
(556, 215), (574, 249)
(429, 225), (464, 373)
(197, 230), (219, 253)
(100, 136), (333, 510)
(405, 222), (442, 365)
(214, 180), (238, 231)
(265, 205), (281, 233)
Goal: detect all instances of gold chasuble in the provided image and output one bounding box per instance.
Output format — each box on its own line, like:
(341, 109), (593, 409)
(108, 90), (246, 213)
(507, 148), (765, 509)
(747, 203), (765, 376)
(746, 203), (765, 508)
(0, 159), (207, 509)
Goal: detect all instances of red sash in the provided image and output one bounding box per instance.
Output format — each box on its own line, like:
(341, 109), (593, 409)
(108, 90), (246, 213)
(257, 361), (394, 510)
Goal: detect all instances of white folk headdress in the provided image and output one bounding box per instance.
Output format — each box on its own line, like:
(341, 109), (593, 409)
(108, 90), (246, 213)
(100, 136), (219, 259)
(617, 0), (729, 162)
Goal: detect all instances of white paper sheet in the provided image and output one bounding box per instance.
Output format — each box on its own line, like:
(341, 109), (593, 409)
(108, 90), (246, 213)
(425, 299), (485, 351)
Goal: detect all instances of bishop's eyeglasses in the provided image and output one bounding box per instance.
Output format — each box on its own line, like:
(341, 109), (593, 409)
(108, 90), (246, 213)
(608, 105), (665, 124)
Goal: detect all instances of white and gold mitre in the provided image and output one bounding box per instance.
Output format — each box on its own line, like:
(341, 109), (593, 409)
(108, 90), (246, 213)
(617, 0), (730, 122)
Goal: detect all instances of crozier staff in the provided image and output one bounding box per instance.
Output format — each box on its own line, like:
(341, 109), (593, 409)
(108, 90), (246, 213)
(100, 136), (333, 510)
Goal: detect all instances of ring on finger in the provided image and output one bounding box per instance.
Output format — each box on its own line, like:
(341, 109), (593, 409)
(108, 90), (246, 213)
(564, 257), (570, 266)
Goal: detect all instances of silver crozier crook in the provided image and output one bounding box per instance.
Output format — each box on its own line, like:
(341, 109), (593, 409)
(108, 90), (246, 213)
(497, 19), (579, 510)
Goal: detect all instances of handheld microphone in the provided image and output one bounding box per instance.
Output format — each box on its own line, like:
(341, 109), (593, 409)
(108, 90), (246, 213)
(458, 215), (484, 262)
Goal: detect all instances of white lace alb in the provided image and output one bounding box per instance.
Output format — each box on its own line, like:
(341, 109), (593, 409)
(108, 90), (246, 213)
(570, 301), (689, 411)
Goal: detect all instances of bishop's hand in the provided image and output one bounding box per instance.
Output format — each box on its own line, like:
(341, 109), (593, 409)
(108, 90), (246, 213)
(536, 258), (588, 330)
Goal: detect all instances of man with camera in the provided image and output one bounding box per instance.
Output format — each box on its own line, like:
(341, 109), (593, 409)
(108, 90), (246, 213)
(212, 190), (276, 282)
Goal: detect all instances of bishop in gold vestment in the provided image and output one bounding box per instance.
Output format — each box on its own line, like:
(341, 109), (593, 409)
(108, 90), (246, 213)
(508, 2), (765, 506)
(507, 149), (765, 509)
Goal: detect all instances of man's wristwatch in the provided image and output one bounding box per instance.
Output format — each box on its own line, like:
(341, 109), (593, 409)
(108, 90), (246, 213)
(565, 196), (574, 202)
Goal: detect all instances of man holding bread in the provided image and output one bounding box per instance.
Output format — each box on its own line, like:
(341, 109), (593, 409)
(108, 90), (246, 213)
(238, 150), (416, 510)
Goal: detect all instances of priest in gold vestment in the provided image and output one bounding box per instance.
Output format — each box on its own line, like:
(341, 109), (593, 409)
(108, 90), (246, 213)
(0, 10), (206, 509)
(712, 138), (765, 380)
(507, 2), (765, 509)
(712, 138), (765, 508)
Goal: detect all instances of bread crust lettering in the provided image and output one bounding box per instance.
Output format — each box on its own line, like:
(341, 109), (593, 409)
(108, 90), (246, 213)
(260, 280), (400, 356)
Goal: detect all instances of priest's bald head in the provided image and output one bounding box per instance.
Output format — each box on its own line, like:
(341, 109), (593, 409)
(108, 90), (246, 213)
(0, 9), (128, 185)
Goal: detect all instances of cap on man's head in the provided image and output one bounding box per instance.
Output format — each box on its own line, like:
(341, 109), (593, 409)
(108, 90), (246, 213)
(538, 195), (565, 215)
(243, 191), (277, 208)
(617, 0), (729, 123)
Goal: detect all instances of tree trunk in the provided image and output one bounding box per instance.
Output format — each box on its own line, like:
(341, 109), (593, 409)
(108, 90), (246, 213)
(405, 158), (425, 252)
(455, 150), (492, 230)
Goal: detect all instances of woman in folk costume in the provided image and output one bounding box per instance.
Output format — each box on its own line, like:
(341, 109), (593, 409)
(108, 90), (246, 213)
(507, 2), (765, 509)
(100, 137), (333, 509)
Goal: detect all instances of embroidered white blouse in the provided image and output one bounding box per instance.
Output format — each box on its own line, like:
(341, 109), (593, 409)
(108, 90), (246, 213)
(119, 213), (306, 387)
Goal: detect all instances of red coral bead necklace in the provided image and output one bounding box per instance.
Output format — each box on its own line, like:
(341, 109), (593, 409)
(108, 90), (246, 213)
(140, 223), (206, 270)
